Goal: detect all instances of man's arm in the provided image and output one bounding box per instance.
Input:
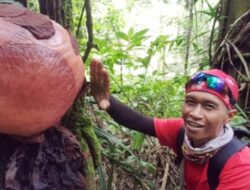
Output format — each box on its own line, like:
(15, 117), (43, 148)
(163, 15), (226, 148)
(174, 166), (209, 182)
(107, 96), (156, 136)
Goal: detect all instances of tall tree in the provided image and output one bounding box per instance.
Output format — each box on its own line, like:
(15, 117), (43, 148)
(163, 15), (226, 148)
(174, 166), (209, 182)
(38, 1), (100, 189)
(0, 1), (100, 190)
(39, 0), (73, 31)
(213, 0), (250, 120)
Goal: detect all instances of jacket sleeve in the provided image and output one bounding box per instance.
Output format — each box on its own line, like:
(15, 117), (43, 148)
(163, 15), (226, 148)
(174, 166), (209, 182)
(154, 118), (183, 152)
(106, 96), (156, 137)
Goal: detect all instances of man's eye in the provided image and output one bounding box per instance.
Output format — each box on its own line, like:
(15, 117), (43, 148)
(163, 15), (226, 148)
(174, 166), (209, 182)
(185, 100), (195, 105)
(204, 104), (216, 110)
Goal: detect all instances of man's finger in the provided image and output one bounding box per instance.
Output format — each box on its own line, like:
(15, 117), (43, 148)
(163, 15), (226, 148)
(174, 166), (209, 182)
(96, 59), (103, 79)
(102, 68), (110, 97)
(90, 59), (98, 85)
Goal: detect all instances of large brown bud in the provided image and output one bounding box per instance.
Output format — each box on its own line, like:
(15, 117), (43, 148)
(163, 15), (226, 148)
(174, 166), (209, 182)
(0, 4), (84, 137)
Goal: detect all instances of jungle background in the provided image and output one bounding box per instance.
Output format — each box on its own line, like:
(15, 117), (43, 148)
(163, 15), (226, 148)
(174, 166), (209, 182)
(3, 0), (250, 189)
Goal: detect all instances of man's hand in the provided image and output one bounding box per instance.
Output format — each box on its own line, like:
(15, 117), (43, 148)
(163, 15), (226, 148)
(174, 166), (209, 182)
(90, 59), (110, 110)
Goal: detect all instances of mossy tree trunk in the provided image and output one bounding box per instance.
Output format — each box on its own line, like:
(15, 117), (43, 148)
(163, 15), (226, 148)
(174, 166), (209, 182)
(39, 0), (74, 31)
(213, 0), (250, 120)
(38, 1), (100, 189)
(0, 1), (100, 190)
(217, 0), (250, 45)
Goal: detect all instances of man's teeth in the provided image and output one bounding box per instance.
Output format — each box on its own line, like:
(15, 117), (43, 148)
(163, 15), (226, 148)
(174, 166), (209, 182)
(188, 121), (202, 128)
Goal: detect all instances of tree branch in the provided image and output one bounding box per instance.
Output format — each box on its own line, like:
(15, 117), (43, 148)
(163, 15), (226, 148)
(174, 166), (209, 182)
(184, 0), (193, 75)
(82, 0), (95, 62)
(76, 2), (86, 38)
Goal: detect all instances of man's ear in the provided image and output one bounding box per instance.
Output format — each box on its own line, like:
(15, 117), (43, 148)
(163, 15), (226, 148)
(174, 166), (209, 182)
(227, 109), (237, 122)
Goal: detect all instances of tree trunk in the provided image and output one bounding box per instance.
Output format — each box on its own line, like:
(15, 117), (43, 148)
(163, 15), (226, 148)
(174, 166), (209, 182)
(0, 2), (100, 190)
(184, 0), (194, 75)
(214, 0), (250, 120)
(39, 0), (73, 31)
(38, 1), (100, 189)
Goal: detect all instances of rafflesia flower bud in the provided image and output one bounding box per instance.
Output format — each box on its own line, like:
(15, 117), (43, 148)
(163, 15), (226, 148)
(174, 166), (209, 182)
(0, 4), (84, 136)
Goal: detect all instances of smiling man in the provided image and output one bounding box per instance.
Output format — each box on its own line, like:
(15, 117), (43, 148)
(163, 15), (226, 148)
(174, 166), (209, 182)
(90, 59), (250, 190)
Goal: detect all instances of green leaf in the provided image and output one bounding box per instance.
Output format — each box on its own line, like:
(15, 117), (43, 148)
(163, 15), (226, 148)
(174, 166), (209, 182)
(94, 127), (133, 154)
(199, 10), (215, 18)
(176, 37), (184, 46)
(131, 132), (145, 150)
(132, 29), (149, 40)
(230, 115), (248, 127)
(140, 160), (156, 173)
(97, 165), (108, 190)
(116, 31), (129, 41)
(192, 42), (198, 50)
(203, 0), (216, 18)
(127, 27), (135, 39)
(128, 37), (147, 49)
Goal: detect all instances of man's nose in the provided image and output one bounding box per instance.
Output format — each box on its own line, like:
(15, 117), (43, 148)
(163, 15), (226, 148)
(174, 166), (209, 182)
(189, 104), (203, 119)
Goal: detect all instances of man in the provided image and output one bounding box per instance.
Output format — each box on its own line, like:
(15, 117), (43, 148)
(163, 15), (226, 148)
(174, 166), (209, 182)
(90, 59), (250, 190)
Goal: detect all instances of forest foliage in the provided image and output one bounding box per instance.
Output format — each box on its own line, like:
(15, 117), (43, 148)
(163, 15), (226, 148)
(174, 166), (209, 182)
(22, 0), (250, 189)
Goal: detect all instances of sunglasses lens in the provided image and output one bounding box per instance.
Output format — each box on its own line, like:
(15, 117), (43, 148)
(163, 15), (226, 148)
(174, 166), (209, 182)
(192, 72), (205, 82)
(206, 76), (225, 92)
(189, 72), (226, 93)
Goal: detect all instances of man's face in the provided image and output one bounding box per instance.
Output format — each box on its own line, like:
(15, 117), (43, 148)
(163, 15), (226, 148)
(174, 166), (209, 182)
(181, 91), (235, 147)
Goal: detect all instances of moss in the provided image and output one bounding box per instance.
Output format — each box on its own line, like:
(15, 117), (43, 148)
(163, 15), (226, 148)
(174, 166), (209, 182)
(79, 117), (101, 168)
(62, 90), (101, 189)
(62, 0), (74, 31)
(62, 92), (101, 168)
(80, 137), (96, 190)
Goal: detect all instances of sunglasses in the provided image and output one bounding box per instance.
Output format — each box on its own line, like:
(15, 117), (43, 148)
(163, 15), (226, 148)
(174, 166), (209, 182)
(186, 72), (236, 105)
